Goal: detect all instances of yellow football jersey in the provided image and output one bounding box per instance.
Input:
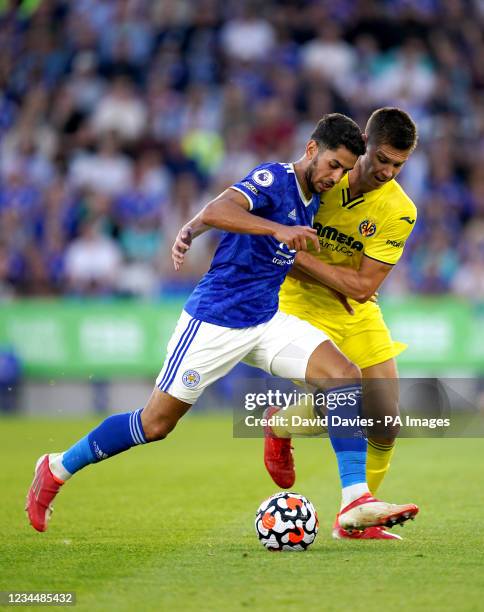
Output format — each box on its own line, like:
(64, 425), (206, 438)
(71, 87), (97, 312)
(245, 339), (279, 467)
(279, 173), (417, 324)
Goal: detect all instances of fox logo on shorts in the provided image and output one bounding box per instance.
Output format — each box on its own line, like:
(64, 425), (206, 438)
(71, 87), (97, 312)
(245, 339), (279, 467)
(182, 370), (201, 388)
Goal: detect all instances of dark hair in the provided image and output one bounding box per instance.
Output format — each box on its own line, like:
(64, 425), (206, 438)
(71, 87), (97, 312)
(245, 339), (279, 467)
(366, 107), (418, 151)
(310, 113), (365, 157)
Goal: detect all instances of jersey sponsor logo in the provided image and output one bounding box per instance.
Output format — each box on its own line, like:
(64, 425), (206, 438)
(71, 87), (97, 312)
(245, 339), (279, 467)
(252, 169), (274, 187)
(314, 222), (364, 253)
(273, 242), (296, 266)
(399, 216), (415, 224)
(386, 239), (405, 248)
(358, 219), (377, 237)
(241, 180), (259, 195)
(288, 208), (297, 220)
(341, 188), (365, 209)
(182, 369), (201, 388)
(272, 256), (295, 266)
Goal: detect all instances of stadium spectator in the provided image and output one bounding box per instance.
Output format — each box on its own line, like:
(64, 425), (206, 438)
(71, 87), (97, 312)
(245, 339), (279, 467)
(0, 0), (481, 299)
(90, 76), (147, 142)
(66, 51), (105, 115)
(301, 23), (356, 90)
(220, 3), (276, 62)
(64, 217), (122, 296)
(68, 132), (133, 196)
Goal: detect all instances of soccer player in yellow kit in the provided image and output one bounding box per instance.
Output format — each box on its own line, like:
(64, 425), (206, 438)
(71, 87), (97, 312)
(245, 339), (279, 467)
(264, 107), (418, 540)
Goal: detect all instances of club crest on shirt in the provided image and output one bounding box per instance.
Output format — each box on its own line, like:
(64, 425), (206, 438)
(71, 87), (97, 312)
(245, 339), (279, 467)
(252, 169), (274, 187)
(182, 370), (200, 388)
(358, 219), (377, 237)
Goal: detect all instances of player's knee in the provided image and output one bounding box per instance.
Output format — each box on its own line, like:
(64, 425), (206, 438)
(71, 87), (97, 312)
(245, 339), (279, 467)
(325, 359), (361, 382)
(340, 361), (361, 381)
(310, 355), (361, 382)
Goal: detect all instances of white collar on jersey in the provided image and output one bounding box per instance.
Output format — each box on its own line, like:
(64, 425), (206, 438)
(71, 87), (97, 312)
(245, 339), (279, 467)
(290, 163), (312, 207)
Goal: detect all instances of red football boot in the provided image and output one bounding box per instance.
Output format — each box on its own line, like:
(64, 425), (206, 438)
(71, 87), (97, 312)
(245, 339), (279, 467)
(332, 515), (403, 540)
(26, 455), (64, 532)
(338, 492), (419, 532)
(263, 407), (295, 489)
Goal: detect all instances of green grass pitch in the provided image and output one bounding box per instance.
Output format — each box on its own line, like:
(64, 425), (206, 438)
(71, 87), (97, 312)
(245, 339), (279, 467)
(1, 414), (483, 611)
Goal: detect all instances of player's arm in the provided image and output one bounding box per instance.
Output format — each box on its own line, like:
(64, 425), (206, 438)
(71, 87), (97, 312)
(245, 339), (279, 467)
(200, 188), (319, 250)
(294, 252), (392, 303)
(172, 188), (319, 269)
(287, 266), (321, 286)
(172, 210), (211, 271)
(287, 267), (355, 314)
(176, 187), (320, 253)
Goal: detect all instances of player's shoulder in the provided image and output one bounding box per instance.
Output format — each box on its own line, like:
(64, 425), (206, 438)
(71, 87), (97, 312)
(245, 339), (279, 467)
(379, 179), (417, 221)
(232, 162), (294, 210)
(246, 162), (293, 189)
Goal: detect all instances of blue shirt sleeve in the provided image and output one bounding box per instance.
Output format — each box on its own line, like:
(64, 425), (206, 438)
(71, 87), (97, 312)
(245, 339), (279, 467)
(231, 163), (285, 211)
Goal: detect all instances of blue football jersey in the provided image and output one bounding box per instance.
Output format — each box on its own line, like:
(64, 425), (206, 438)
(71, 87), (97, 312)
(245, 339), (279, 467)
(184, 162), (320, 328)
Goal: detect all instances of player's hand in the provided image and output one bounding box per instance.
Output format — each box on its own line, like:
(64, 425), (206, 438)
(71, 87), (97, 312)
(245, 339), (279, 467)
(328, 288), (354, 315)
(273, 225), (320, 252)
(172, 226), (193, 271)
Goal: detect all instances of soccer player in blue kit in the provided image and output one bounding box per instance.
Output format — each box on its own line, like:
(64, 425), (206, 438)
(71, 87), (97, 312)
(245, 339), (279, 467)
(26, 114), (417, 534)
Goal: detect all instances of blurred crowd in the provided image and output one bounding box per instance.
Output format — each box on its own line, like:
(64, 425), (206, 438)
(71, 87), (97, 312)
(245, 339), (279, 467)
(0, 0), (483, 301)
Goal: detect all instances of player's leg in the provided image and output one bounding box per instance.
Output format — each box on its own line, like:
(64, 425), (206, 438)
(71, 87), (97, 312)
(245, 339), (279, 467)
(26, 389), (191, 532)
(56, 389), (191, 477)
(362, 358), (399, 495)
(263, 338), (360, 490)
(141, 388), (191, 439)
(26, 311), (253, 532)
(272, 353), (404, 539)
(307, 344), (416, 532)
(304, 339), (372, 510)
(257, 325), (367, 502)
(26, 311), (202, 531)
(336, 319), (404, 496)
(268, 394), (323, 439)
(321, 357), (404, 539)
(247, 312), (361, 492)
(261, 319), (343, 469)
(255, 313), (418, 532)
(329, 322), (410, 538)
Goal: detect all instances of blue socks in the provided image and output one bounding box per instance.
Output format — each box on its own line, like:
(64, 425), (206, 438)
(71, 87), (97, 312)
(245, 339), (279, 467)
(323, 385), (369, 502)
(61, 408), (147, 476)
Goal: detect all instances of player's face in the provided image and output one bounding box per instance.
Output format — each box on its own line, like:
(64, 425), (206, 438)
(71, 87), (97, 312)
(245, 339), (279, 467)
(305, 145), (358, 194)
(362, 142), (412, 188)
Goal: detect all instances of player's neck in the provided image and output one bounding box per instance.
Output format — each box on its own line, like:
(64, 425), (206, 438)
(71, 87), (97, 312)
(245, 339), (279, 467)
(348, 164), (372, 196)
(293, 160), (312, 200)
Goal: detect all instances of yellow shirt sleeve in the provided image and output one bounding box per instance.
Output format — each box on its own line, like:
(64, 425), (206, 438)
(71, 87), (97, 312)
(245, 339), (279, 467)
(365, 209), (417, 265)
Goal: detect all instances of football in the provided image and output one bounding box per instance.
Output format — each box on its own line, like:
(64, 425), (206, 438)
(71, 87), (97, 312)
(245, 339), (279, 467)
(255, 492), (319, 551)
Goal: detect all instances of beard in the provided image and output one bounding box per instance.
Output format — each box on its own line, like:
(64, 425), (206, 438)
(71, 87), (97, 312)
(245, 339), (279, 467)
(304, 158), (319, 194)
(304, 156), (334, 194)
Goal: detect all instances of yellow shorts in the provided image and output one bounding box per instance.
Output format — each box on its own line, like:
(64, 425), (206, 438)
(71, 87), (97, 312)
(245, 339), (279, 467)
(280, 298), (406, 371)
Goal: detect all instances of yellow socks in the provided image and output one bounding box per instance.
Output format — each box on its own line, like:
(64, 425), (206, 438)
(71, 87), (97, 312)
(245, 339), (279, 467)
(367, 439), (395, 494)
(270, 396), (326, 438)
